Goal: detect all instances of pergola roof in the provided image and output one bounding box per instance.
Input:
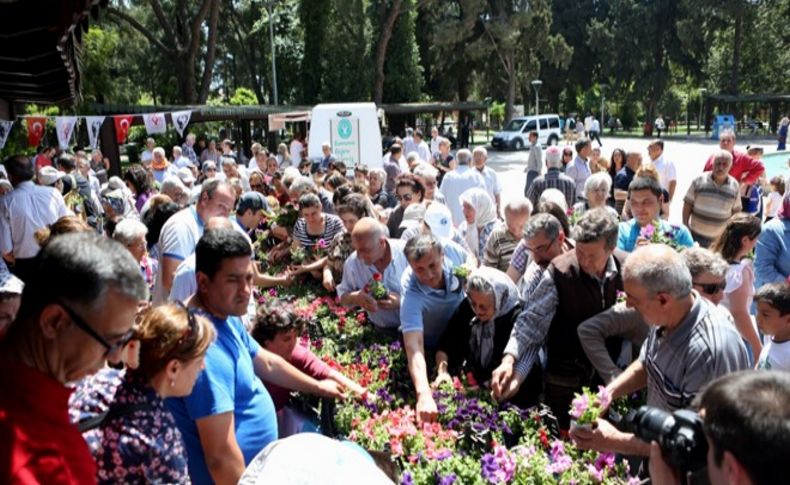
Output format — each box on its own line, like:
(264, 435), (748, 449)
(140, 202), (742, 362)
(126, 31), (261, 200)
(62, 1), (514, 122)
(707, 93), (790, 103)
(0, 0), (108, 106)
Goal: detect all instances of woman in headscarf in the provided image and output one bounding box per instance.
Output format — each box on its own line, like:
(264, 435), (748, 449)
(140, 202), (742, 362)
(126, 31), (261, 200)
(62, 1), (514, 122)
(458, 187), (498, 262)
(432, 267), (540, 406)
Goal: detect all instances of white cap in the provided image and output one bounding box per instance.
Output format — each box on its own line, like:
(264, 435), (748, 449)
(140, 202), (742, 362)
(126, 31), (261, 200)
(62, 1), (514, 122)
(423, 202), (452, 239)
(177, 167), (196, 185)
(0, 271), (23, 295)
(38, 166), (61, 186)
(399, 203), (426, 230)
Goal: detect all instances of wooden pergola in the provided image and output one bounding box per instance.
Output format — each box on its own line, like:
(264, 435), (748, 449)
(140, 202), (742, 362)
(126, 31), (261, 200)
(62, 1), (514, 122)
(705, 93), (790, 134)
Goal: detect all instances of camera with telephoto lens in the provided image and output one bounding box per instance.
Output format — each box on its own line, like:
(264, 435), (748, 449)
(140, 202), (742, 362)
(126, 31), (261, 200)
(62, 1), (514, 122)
(632, 406), (708, 473)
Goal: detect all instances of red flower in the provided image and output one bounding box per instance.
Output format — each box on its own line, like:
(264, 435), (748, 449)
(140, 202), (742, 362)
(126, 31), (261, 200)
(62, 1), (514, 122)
(539, 428), (550, 448)
(373, 273), (383, 281)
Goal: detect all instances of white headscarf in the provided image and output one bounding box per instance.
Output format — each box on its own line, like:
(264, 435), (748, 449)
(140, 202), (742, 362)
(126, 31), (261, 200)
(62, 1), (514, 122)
(459, 188), (497, 258)
(467, 266), (520, 368)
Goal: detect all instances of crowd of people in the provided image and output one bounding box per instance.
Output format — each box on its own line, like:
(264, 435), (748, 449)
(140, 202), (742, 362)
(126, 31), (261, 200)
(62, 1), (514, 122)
(0, 125), (789, 484)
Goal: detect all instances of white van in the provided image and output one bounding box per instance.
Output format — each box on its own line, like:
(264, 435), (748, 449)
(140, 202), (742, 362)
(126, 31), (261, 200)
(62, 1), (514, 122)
(490, 114), (562, 150)
(308, 103), (383, 169)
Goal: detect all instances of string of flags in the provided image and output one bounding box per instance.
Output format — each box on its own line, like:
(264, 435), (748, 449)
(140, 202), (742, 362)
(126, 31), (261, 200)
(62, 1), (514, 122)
(0, 110), (193, 151)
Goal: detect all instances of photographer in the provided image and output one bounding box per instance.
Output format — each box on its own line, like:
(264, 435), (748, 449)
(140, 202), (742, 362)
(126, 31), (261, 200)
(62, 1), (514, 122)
(649, 370), (790, 485)
(571, 244), (750, 457)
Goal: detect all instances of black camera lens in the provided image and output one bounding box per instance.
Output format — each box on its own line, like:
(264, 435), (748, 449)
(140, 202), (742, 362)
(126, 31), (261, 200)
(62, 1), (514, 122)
(631, 406), (708, 473)
(633, 406), (674, 444)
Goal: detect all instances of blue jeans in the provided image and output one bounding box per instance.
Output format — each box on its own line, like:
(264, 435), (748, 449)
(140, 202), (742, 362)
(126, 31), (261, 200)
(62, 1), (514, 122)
(525, 170), (539, 196)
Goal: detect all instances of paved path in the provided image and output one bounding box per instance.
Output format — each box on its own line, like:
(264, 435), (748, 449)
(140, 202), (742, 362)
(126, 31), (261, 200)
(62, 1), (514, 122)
(479, 136), (775, 224)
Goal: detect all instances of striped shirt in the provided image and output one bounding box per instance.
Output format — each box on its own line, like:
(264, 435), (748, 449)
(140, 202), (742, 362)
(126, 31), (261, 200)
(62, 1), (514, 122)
(482, 223), (520, 272)
(292, 214), (344, 248)
(683, 173), (742, 240)
(639, 294), (749, 411)
(525, 168), (577, 210)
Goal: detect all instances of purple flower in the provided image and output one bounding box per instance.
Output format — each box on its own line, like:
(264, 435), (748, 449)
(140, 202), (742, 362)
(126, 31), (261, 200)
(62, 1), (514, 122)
(437, 473), (457, 485)
(594, 452), (616, 471)
(597, 386), (612, 410)
(640, 223), (655, 239)
(400, 471), (414, 485)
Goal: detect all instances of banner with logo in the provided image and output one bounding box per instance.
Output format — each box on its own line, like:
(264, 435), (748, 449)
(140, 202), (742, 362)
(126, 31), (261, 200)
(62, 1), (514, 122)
(26, 117), (48, 147)
(143, 112), (167, 135)
(85, 116), (105, 149)
(114, 115), (134, 143)
(171, 110), (192, 137)
(55, 116), (78, 149)
(0, 120), (13, 150)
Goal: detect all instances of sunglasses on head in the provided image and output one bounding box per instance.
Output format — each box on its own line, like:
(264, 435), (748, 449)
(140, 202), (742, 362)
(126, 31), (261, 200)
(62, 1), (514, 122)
(396, 193), (413, 202)
(169, 301), (197, 352)
(693, 281), (726, 294)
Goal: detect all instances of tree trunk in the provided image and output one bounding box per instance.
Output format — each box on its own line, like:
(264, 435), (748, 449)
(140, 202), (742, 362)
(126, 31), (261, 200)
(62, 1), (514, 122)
(372, 0), (403, 105)
(198, 0), (220, 103)
(730, 9), (742, 95)
(505, 54), (516, 124)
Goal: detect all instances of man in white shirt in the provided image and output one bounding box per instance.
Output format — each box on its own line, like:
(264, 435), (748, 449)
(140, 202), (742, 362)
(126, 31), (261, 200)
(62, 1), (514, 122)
(430, 126), (440, 156)
(647, 139), (677, 202)
(0, 155), (70, 282)
(152, 178), (235, 305)
(589, 116), (602, 147)
(473, 146), (502, 216)
(439, 149), (487, 226)
(172, 146), (192, 169)
(402, 127), (417, 156)
(141, 137), (155, 162)
(414, 129), (432, 163)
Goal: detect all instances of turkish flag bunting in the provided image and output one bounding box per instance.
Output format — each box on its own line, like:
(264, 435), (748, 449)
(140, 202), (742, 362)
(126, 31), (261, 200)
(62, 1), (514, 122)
(26, 117), (47, 147)
(114, 115), (134, 143)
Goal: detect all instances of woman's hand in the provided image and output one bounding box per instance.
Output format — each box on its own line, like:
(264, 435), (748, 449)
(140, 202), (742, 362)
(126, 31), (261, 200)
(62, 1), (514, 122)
(431, 371), (453, 389)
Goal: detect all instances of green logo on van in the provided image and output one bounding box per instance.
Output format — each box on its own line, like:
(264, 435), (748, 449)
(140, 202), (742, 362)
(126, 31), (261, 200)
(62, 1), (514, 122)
(337, 119), (352, 139)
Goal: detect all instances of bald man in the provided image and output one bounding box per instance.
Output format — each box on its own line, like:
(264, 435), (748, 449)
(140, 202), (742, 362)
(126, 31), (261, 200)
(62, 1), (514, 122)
(337, 217), (410, 331)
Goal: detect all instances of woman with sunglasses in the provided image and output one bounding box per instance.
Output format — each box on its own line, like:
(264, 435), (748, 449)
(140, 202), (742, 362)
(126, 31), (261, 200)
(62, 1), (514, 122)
(712, 213), (763, 362)
(681, 247), (729, 306)
(69, 303), (216, 484)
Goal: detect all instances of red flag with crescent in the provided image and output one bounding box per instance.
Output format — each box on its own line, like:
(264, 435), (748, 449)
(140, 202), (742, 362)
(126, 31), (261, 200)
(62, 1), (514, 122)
(114, 115), (134, 143)
(26, 117), (47, 147)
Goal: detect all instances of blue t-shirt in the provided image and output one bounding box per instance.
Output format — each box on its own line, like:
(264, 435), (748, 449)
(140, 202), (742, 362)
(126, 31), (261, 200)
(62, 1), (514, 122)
(617, 219), (694, 252)
(400, 240), (469, 348)
(167, 314), (277, 485)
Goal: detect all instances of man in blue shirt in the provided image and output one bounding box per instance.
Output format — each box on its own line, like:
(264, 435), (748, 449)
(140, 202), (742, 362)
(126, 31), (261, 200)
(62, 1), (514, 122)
(617, 176), (694, 252)
(400, 233), (469, 424)
(167, 228), (343, 485)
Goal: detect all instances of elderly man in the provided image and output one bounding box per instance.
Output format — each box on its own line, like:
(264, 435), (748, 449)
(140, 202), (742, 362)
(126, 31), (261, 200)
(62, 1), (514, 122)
(492, 209), (626, 428)
(525, 146), (577, 210)
(483, 197), (532, 272)
(439, 148), (486, 226)
(182, 133), (198, 165)
(0, 155), (70, 282)
(565, 138), (592, 199)
(141, 137), (155, 162)
(473, 146), (502, 215)
(338, 217), (409, 333)
(153, 179), (235, 305)
(683, 150), (742, 247)
(703, 130), (765, 189)
(507, 213), (575, 294)
(400, 233), (470, 423)
(414, 129), (431, 163)
(571, 244), (749, 457)
(320, 142), (336, 171)
(412, 163), (446, 204)
(617, 176), (694, 252)
(524, 131), (543, 196)
(0, 233), (147, 483)
(172, 146), (191, 169)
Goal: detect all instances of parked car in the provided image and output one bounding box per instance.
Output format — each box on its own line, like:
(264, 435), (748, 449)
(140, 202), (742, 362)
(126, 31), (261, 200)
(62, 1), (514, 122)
(491, 114), (561, 150)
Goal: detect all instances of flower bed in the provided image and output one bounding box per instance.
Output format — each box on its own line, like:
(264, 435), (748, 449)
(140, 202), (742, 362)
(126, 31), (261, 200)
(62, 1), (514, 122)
(257, 282), (641, 484)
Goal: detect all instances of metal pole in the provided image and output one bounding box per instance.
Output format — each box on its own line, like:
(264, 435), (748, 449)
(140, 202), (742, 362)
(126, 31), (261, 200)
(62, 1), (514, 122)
(268, 3), (278, 106)
(600, 92), (605, 132)
(534, 88), (539, 116)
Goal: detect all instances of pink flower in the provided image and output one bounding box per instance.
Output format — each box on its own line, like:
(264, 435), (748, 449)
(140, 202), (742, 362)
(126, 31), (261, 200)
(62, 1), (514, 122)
(569, 393), (589, 419)
(640, 223), (655, 239)
(597, 386), (612, 410)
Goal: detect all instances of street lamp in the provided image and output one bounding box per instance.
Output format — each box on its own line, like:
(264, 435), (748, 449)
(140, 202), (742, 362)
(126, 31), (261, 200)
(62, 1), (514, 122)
(264, 1), (279, 105)
(599, 84), (608, 131)
(531, 80), (542, 116)
(698, 88), (707, 132)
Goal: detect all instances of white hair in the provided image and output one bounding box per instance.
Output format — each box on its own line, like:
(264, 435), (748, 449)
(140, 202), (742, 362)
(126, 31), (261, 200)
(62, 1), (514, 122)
(505, 197), (533, 216)
(473, 146), (488, 159)
(456, 149), (472, 165)
(412, 162), (438, 179)
(623, 245), (692, 299)
(322, 141), (331, 149)
(152, 147), (166, 157)
(584, 172), (612, 197)
(369, 168), (387, 184)
(221, 156), (237, 167)
(172, 146), (182, 156)
(289, 176), (316, 195)
(406, 151), (420, 163)
(186, 133), (196, 142)
(112, 218), (148, 246)
(539, 188), (568, 211)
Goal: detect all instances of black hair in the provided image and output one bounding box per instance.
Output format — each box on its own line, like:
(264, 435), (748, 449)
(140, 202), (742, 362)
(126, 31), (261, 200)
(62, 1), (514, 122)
(571, 207), (619, 249)
(395, 174), (425, 200)
(536, 201), (570, 237)
(195, 228), (252, 280)
(754, 282), (790, 316)
(336, 193), (372, 219)
(142, 201), (180, 249)
(124, 164), (152, 195)
(628, 175), (663, 199)
(698, 370), (790, 485)
(250, 305), (305, 343)
(57, 154), (76, 172)
(3, 155), (34, 181)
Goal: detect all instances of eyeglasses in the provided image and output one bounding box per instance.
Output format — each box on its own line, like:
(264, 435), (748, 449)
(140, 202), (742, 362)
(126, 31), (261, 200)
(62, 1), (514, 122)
(396, 193), (413, 202)
(563, 152), (573, 157)
(693, 281), (726, 294)
(57, 300), (135, 357)
(250, 183), (264, 190)
(526, 235), (557, 254)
